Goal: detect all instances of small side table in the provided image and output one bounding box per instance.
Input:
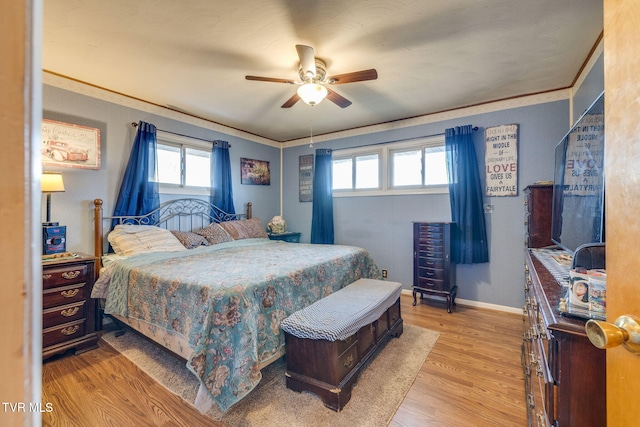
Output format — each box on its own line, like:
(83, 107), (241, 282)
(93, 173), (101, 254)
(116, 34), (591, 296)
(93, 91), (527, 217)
(42, 253), (99, 360)
(268, 231), (301, 243)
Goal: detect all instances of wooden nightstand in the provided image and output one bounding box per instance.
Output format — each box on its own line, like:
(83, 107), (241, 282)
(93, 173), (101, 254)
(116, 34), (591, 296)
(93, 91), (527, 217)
(268, 231), (301, 243)
(42, 253), (99, 360)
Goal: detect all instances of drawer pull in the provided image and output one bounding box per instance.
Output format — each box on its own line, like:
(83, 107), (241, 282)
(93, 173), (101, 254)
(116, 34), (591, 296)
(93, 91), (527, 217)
(344, 354), (354, 369)
(43, 274), (52, 280)
(60, 307), (79, 317)
(60, 289), (79, 298)
(61, 325), (80, 336)
(62, 271), (81, 280)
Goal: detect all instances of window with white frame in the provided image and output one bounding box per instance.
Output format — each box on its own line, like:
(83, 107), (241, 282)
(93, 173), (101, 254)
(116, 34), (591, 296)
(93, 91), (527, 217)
(155, 131), (212, 195)
(332, 135), (448, 196)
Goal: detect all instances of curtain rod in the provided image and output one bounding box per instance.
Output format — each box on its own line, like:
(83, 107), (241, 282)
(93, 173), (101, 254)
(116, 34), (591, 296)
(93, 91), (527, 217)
(131, 122), (230, 146)
(332, 126), (479, 152)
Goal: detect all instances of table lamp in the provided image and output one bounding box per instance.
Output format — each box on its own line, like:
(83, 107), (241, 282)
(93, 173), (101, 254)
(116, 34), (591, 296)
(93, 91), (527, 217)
(41, 172), (65, 226)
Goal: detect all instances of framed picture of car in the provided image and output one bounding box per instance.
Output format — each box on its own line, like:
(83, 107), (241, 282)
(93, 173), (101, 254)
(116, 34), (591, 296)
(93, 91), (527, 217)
(41, 119), (101, 169)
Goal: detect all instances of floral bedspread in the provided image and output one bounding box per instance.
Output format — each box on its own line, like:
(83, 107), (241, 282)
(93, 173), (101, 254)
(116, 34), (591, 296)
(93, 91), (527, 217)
(103, 238), (380, 411)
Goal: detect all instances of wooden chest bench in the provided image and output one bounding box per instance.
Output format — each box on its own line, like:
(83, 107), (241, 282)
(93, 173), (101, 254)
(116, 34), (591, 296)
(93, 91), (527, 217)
(281, 278), (403, 411)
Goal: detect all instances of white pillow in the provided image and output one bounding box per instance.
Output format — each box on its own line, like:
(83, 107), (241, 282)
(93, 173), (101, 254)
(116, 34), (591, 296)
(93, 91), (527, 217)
(108, 224), (187, 256)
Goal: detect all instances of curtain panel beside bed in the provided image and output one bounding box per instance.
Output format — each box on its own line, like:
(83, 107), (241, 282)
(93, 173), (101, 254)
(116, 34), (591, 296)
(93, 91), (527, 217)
(112, 121), (160, 227)
(210, 140), (235, 215)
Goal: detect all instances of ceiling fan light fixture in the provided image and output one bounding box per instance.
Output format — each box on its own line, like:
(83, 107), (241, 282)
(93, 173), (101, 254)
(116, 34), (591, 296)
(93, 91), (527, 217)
(297, 83), (328, 106)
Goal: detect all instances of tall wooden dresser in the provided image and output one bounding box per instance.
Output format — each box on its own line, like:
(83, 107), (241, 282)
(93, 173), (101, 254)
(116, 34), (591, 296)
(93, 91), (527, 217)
(522, 183), (606, 426)
(42, 253), (99, 360)
(524, 184), (554, 248)
(412, 222), (457, 313)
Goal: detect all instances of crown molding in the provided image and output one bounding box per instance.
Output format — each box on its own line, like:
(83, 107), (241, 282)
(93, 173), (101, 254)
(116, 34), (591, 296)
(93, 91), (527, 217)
(283, 89), (571, 148)
(42, 71), (280, 148)
(44, 71), (570, 149)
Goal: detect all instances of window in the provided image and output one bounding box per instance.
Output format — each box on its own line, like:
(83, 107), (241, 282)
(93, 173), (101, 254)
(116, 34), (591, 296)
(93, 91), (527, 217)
(332, 151), (382, 191)
(332, 136), (448, 196)
(155, 131), (211, 195)
(390, 145), (448, 188)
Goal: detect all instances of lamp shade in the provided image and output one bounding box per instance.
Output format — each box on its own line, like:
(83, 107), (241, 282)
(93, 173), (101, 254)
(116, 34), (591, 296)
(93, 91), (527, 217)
(297, 83), (328, 106)
(41, 172), (65, 193)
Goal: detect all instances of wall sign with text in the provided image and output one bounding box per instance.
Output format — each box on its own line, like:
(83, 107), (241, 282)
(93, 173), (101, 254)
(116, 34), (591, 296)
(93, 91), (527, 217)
(299, 154), (314, 202)
(484, 124), (519, 197)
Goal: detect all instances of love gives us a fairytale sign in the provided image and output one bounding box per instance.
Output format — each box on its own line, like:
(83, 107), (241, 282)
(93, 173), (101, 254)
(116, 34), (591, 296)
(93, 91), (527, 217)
(484, 124), (519, 196)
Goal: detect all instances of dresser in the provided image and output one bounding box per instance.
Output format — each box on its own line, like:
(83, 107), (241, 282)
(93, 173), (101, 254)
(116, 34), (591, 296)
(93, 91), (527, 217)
(523, 250), (606, 426)
(412, 222), (457, 313)
(524, 184), (554, 248)
(42, 254), (99, 360)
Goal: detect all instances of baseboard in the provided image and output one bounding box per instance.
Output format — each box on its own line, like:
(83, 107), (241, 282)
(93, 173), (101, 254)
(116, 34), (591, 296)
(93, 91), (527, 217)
(400, 288), (522, 315)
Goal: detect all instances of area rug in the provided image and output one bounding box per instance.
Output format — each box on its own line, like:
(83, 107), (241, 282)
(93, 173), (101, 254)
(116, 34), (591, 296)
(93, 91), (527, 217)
(101, 324), (439, 427)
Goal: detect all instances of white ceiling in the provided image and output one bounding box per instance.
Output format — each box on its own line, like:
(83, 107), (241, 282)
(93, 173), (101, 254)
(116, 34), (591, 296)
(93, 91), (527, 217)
(43, 0), (603, 142)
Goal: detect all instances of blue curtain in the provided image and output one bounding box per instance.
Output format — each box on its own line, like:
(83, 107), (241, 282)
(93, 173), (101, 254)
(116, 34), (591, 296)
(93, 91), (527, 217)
(311, 149), (334, 244)
(445, 125), (489, 264)
(210, 140), (235, 214)
(112, 121), (160, 225)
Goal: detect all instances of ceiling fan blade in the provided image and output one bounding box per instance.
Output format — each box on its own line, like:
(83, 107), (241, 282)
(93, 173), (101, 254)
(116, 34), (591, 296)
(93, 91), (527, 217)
(246, 75), (295, 84)
(327, 69), (378, 84)
(281, 93), (301, 108)
(296, 45), (316, 79)
(326, 89), (352, 108)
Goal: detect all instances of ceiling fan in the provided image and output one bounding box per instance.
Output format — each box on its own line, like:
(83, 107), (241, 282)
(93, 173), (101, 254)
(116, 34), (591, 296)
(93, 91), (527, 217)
(245, 45), (378, 108)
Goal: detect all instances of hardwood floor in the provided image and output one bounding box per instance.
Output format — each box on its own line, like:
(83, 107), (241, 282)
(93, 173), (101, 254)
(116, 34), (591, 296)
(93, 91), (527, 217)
(42, 294), (527, 426)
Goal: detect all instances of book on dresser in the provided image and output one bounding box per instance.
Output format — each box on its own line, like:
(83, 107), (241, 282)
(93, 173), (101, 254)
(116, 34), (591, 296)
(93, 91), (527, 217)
(42, 253), (99, 360)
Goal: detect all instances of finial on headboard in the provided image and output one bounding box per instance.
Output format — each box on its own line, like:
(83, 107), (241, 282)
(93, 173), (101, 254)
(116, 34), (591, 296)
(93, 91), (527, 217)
(94, 199), (104, 260)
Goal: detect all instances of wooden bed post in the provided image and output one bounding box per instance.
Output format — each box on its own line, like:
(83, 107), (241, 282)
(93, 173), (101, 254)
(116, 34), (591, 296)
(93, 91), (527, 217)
(247, 202), (252, 219)
(94, 199), (103, 261)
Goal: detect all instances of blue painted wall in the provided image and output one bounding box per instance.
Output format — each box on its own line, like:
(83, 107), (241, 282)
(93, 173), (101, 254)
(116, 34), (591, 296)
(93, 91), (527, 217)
(42, 85), (281, 256)
(283, 101), (569, 309)
(43, 52), (603, 309)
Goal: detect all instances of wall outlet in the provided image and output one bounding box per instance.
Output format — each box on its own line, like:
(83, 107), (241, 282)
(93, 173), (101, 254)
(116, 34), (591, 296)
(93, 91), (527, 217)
(381, 269), (388, 278)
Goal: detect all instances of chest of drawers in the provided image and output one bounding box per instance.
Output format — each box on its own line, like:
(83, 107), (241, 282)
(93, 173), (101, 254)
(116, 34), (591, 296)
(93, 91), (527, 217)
(523, 250), (606, 426)
(524, 184), (554, 248)
(412, 222), (457, 312)
(42, 254), (99, 360)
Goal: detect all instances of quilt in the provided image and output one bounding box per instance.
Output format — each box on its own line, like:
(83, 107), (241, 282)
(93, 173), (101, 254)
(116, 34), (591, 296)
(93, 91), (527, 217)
(100, 238), (381, 411)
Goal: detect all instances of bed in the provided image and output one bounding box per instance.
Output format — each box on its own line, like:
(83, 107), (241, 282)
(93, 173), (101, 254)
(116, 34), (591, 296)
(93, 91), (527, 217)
(91, 198), (381, 413)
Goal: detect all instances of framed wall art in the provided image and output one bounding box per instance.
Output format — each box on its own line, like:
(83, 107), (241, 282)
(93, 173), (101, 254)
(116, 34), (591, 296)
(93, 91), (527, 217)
(241, 157), (270, 185)
(41, 119), (101, 169)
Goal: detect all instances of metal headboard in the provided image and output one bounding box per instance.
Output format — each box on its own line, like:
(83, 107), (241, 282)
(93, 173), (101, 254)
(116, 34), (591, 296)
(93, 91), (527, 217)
(93, 198), (252, 260)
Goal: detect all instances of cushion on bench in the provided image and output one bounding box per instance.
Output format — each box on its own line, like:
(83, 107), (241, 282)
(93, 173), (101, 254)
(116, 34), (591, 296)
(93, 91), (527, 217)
(281, 279), (402, 341)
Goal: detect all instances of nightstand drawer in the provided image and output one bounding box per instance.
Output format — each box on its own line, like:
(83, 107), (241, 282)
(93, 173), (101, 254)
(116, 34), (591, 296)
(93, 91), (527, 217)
(43, 283), (86, 309)
(43, 301), (85, 328)
(43, 319), (86, 348)
(42, 264), (88, 289)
